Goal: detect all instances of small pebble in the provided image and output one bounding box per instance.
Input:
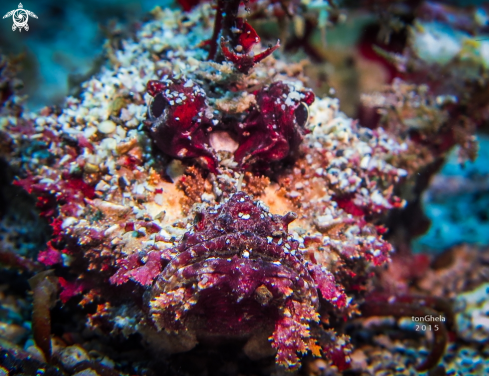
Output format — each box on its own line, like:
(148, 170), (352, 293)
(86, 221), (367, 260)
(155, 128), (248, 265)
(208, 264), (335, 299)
(97, 120), (117, 134)
(72, 370), (100, 376)
(60, 345), (90, 371)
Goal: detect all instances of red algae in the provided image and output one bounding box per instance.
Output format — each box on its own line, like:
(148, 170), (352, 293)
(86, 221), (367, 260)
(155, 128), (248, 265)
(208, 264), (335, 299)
(220, 36), (280, 75)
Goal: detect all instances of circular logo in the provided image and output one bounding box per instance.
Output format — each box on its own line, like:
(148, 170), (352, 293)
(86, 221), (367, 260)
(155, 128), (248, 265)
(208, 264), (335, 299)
(3, 4), (38, 32)
(13, 8), (28, 30)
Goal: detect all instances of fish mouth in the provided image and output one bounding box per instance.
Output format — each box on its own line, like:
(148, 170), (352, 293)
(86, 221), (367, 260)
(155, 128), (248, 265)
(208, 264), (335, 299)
(163, 253), (302, 296)
(150, 252), (318, 335)
(163, 256), (299, 334)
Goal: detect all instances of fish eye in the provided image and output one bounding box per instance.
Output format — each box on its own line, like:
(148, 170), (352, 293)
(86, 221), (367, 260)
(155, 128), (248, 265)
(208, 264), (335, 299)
(294, 102), (309, 128)
(149, 93), (167, 119)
